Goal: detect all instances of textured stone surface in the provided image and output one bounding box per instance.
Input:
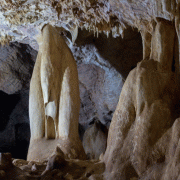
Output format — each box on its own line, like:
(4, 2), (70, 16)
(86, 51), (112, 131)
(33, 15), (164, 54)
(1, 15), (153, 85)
(0, 90), (30, 159)
(0, 42), (35, 160)
(0, 42), (36, 94)
(0, 26), (142, 161)
(75, 27), (142, 129)
(82, 120), (108, 160)
(103, 18), (180, 180)
(1, 1), (180, 178)
(0, 0), (179, 50)
(7, 156), (105, 180)
(28, 24), (86, 161)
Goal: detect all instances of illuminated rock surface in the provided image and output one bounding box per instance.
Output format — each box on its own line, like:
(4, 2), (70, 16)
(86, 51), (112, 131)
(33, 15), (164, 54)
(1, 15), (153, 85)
(28, 24), (86, 161)
(0, 0), (180, 180)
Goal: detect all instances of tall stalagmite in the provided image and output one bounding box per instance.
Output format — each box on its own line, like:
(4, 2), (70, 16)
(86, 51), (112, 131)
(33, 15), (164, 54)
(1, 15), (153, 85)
(27, 24), (86, 161)
(103, 18), (180, 180)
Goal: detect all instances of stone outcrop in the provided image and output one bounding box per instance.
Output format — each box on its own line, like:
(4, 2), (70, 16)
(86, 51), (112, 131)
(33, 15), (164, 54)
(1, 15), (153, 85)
(103, 18), (180, 179)
(82, 120), (108, 160)
(27, 24), (86, 161)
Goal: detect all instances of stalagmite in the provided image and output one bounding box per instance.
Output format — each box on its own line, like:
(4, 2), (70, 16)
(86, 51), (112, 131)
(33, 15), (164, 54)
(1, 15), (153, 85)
(103, 18), (180, 180)
(27, 24), (86, 161)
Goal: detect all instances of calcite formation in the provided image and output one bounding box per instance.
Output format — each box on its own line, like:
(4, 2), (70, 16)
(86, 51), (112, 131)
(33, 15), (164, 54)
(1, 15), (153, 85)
(1, 0), (180, 48)
(28, 24), (86, 161)
(1, 0), (180, 179)
(103, 18), (180, 179)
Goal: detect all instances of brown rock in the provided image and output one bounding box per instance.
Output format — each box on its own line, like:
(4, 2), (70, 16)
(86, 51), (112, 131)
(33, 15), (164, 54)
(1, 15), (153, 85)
(43, 147), (66, 173)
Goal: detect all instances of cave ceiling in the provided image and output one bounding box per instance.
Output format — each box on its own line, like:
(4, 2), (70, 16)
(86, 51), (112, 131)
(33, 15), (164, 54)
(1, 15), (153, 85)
(0, 0), (178, 47)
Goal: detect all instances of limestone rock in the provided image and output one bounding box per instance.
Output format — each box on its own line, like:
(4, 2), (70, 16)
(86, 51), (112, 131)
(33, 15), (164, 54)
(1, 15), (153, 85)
(103, 18), (180, 179)
(0, 0), (180, 48)
(82, 120), (108, 160)
(0, 42), (36, 160)
(42, 147), (67, 176)
(0, 42), (36, 94)
(28, 24), (86, 161)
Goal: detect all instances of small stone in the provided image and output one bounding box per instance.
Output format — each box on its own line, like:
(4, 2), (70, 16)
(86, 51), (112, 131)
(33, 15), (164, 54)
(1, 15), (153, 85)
(20, 165), (31, 171)
(44, 148), (67, 172)
(12, 159), (28, 167)
(31, 164), (37, 171)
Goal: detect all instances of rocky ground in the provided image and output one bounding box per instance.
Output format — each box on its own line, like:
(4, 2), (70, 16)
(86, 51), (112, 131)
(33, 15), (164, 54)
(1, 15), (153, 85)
(0, 152), (106, 180)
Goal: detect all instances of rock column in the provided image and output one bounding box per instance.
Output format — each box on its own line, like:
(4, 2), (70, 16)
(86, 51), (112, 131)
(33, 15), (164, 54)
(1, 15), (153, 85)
(27, 24), (86, 161)
(103, 18), (179, 179)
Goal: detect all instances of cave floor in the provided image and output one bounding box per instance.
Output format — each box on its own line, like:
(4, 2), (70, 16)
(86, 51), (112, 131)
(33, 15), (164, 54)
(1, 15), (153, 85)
(1, 157), (106, 180)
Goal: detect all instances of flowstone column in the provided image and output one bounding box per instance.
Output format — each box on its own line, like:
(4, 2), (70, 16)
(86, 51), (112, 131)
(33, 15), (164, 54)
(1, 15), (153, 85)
(103, 18), (179, 179)
(27, 24), (86, 161)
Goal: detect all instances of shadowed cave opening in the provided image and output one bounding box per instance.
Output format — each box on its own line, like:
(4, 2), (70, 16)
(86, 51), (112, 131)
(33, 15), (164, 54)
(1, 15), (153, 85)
(0, 90), (20, 131)
(0, 26), (143, 160)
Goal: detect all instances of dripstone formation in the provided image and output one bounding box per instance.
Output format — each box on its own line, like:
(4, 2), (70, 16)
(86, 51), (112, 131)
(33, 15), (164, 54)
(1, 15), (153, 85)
(1, 0), (180, 180)
(28, 24), (86, 161)
(103, 18), (180, 179)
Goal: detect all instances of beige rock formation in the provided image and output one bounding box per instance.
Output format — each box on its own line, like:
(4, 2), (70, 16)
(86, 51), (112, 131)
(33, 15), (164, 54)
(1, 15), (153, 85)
(82, 120), (108, 160)
(2, 0), (180, 48)
(103, 18), (180, 179)
(27, 24), (86, 161)
(140, 30), (152, 60)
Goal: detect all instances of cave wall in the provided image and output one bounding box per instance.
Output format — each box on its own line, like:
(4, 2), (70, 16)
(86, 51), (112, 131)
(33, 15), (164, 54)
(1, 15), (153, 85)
(73, 26), (143, 131)
(0, 42), (36, 159)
